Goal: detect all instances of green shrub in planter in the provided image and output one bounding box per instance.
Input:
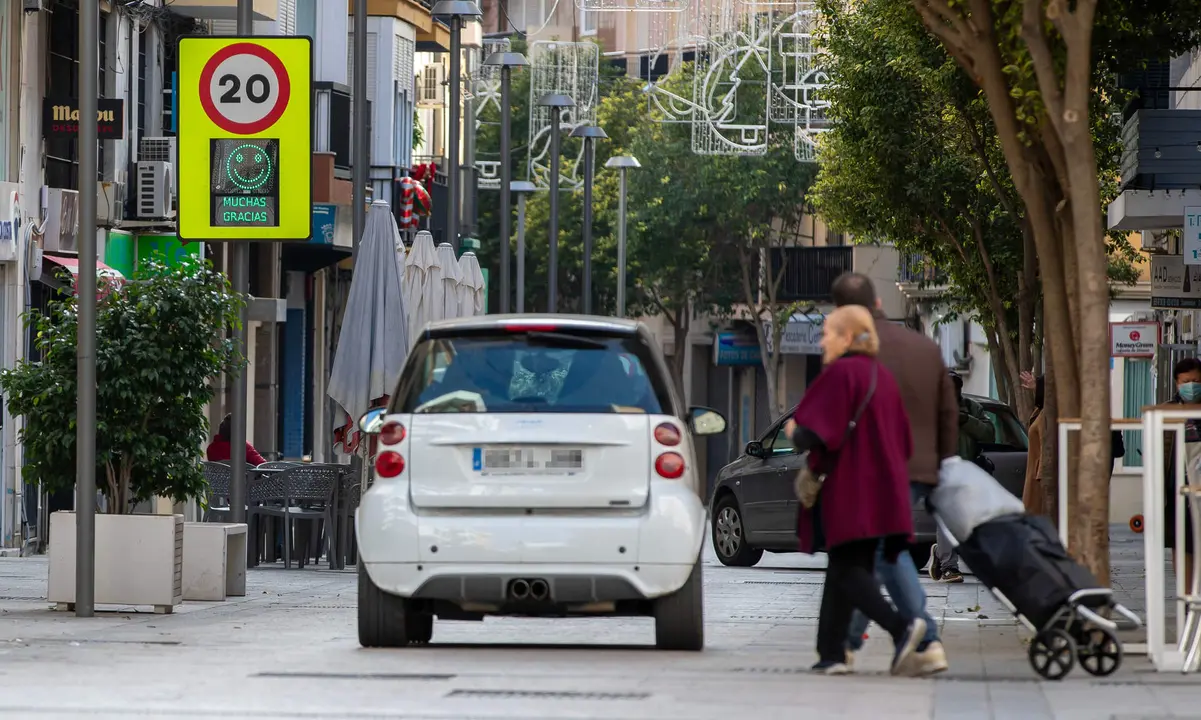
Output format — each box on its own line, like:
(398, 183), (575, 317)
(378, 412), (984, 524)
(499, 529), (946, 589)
(0, 258), (244, 513)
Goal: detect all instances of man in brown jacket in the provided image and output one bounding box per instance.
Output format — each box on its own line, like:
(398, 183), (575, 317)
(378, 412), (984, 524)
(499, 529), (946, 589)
(832, 273), (960, 675)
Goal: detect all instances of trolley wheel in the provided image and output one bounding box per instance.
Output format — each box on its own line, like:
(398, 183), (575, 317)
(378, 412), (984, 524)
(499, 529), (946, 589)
(1029, 628), (1077, 680)
(1078, 628), (1122, 677)
(1130, 515), (1144, 533)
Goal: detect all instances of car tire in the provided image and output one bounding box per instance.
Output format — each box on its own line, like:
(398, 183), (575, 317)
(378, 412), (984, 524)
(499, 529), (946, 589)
(712, 495), (763, 567)
(358, 563), (419, 648)
(653, 557), (704, 651)
(909, 543), (933, 573)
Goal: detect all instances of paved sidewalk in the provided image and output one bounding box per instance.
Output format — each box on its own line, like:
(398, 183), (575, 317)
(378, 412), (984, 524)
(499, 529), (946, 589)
(0, 526), (1192, 720)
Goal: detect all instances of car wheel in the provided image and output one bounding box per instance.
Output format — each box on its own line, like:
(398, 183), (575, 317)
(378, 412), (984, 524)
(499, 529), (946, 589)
(358, 563), (419, 648)
(653, 558), (704, 651)
(909, 543), (932, 573)
(712, 495), (763, 567)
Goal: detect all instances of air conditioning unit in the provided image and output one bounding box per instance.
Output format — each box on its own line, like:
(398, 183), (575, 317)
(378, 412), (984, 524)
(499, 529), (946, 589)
(417, 65), (443, 107)
(136, 162), (175, 219)
(139, 137), (178, 188)
(95, 181), (126, 226)
(42, 188), (79, 253)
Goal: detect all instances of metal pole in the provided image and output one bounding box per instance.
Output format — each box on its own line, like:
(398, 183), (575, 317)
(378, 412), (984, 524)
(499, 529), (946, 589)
(581, 137), (594, 315)
(75, 0), (99, 618)
(617, 168), (627, 318)
(547, 106), (561, 313)
(498, 66), (512, 313)
(447, 17), (463, 252)
(352, 0), (368, 256)
(229, 0), (254, 527)
(516, 192), (526, 313)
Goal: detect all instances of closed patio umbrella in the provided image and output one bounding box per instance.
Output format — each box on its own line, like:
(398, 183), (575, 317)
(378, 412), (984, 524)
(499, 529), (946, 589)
(327, 201), (411, 425)
(457, 251), (486, 316)
(404, 230), (437, 344)
(431, 242), (463, 321)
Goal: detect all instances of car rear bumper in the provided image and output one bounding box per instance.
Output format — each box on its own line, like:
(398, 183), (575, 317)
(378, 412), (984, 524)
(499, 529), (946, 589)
(355, 478), (705, 599)
(363, 561), (694, 602)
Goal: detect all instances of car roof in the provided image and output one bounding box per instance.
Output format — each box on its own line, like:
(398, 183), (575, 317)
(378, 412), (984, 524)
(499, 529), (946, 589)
(423, 314), (644, 336)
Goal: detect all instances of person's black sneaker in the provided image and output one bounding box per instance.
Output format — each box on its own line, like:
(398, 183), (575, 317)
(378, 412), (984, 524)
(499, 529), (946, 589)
(890, 618), (928, 676)
(939, 570), (965, 584)
(811, 660), (852, 675)
(928, 547), (943, 581)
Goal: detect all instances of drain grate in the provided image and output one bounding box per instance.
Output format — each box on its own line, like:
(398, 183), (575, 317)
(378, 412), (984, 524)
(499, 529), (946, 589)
(446, 689), (650, 701)
(731, 666), (810, 674)
(0, 595), (44, 601)
(741, 581), (809, 585)
(2, 637), (181, 646)
(256, 671), (454, 681)
(728, 615), (816, 620)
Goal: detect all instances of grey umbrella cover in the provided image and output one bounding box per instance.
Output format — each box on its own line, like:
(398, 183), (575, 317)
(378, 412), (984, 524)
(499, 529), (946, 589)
(327, 202), (411, 425)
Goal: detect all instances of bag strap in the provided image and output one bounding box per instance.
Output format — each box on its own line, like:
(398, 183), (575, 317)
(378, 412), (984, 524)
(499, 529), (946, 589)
(844, 362), (878, 438)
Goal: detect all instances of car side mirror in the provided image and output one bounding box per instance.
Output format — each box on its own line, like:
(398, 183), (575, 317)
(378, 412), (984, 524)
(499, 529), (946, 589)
(745, 441), (765, 458)
(358, 408), (387, 434)
(688, 406), (727, 436)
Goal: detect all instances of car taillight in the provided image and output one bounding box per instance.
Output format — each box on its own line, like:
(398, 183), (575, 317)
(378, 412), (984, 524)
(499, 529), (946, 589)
(655, 452), (685, 479)
(380, 421), (406, 445)
(504, 324), (558, 332)
(375, 451), (406, 478)
(654, 422), (681, 446)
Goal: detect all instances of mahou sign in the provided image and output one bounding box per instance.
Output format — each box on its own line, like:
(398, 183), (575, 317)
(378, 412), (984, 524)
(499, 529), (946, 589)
(42, 97), (125, 140)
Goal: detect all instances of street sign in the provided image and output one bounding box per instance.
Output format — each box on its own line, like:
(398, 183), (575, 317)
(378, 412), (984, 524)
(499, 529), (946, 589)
(177, 36), (312, 242)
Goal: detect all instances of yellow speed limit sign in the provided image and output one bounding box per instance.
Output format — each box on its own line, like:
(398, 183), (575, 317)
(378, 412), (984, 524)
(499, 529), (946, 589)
(177, 36), (312, 242)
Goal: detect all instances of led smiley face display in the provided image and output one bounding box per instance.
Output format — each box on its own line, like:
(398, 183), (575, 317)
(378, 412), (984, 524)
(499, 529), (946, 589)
(210, 138), (281, 228)
(226, 144), (273, 191)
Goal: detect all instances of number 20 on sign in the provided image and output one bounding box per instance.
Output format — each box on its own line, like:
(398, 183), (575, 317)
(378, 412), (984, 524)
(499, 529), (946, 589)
(177, 36), (312, 242)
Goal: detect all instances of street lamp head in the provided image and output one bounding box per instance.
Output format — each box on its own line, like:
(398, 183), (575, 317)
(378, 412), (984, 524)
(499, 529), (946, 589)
(570, 125), (609, 140)
(605, 155), (642, 169)
(537, 93), (576, 108)
(510, 180), (539, 194)
(431, 0), (482, 16)
(484, 51), (529, 68)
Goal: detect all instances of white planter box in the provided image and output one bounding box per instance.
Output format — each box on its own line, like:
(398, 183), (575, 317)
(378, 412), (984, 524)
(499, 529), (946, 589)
(182, 522), (248, 602)
(48, 511), (184, 614)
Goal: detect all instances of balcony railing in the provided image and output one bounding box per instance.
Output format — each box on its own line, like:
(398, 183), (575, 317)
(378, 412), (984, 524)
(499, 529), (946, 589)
(769, 246), (853, 303)
(897, 253), (946, 286)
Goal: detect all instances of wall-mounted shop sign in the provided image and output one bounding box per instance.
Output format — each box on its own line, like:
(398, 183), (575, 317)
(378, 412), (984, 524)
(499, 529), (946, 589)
(42, 97), (125, 139)
(1110, 321), (1160, 358)
(1151, 255), (1201, 309)
(713, 331), (762, 366)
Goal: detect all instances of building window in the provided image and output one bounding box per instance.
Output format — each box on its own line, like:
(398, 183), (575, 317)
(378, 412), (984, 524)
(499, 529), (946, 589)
(579, 7), (596, 35)
(45, 6), (107, 189)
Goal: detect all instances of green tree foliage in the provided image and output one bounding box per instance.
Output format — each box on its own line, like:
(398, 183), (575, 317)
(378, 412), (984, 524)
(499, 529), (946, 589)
(0, 259), (244, 513)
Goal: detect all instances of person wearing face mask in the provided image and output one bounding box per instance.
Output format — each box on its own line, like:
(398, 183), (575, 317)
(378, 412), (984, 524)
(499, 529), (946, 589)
(1164, 357), (1201, 593)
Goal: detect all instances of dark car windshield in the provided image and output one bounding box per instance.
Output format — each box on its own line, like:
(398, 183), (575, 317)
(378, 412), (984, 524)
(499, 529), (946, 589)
(391, 330), (672, 415)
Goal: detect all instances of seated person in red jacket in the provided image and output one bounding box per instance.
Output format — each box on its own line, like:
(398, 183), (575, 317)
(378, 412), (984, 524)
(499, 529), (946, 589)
(206, 414), (266, 466)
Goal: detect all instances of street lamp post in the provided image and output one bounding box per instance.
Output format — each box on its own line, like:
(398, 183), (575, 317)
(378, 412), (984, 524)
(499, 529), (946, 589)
(605, 155), (641, 318)
(511, 180), (538, 313)
(483, 51), (528, 314)
(431, 1), (482, 253)
(570, 125), (608, 315)
(75, 0), (100, 617)
(537, 93), (575, 313)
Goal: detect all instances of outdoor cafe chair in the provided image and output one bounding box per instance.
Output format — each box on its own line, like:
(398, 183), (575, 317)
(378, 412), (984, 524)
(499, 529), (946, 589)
(252, 464), (339, 569)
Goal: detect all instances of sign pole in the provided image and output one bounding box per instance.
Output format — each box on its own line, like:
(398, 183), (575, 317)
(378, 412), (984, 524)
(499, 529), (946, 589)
(228, 0), (255, 525)
(75, 0), (99, 618)
(352, 0), (367, 255)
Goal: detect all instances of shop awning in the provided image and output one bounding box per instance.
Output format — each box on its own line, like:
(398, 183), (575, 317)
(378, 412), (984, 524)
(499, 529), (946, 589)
(40, 252), (126, 295)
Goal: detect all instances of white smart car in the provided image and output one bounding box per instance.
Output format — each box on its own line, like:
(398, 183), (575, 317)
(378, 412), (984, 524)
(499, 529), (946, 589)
(355, 315), (727, 650)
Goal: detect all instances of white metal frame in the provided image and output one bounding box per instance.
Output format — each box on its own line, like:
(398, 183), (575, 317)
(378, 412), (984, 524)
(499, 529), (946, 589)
(1139, 406), (1201, 672)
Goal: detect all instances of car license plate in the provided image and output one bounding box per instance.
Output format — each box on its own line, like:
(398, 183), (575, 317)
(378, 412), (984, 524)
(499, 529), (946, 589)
(472, 446), (584, 475)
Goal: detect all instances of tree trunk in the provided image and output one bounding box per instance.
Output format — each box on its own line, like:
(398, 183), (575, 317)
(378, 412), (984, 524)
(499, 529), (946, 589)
(1041, 343), (1060, 524)
(669, 308), (691, 404)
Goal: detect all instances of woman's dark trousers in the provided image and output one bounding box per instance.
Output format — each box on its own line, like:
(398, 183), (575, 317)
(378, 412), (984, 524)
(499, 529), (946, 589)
(817, 538), (909, 662)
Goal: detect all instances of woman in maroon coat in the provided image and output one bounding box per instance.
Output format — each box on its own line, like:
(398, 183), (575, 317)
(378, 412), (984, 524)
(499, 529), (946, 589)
(784, 305), (924, 675)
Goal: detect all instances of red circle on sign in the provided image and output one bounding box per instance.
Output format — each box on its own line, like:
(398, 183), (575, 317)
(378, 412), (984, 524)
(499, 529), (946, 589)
(1130, 330), (1141, 342)
(198, 43), (291, 135)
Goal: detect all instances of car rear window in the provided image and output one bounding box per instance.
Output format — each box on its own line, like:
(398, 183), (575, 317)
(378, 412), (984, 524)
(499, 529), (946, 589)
(392, 331), (672, 415)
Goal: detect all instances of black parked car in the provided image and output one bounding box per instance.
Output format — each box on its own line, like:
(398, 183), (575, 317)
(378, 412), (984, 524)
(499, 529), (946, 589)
(709, 393), (1028, 569)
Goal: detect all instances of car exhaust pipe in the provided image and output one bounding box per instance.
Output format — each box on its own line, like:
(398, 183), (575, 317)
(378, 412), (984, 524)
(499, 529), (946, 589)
(529, 579), (549, 601)
(509, 579), (531, 601)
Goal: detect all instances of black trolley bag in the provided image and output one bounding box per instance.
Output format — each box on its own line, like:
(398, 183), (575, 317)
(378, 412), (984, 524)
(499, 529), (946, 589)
(955, 513), (1104, 629)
